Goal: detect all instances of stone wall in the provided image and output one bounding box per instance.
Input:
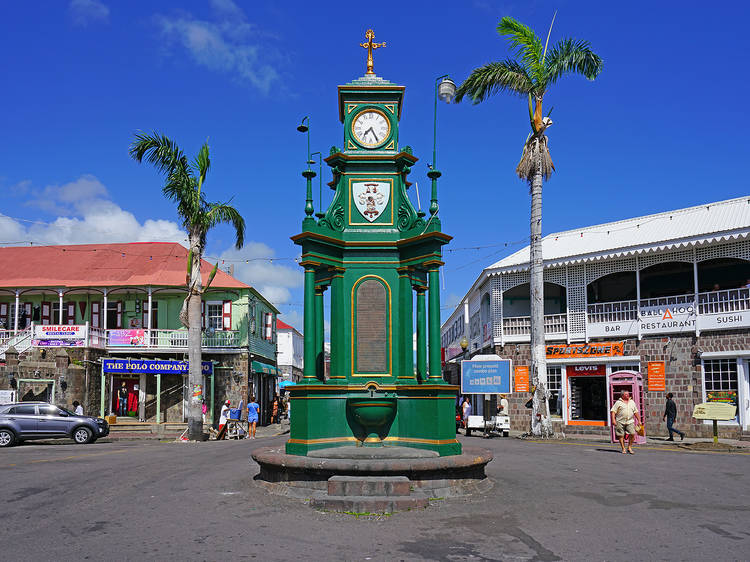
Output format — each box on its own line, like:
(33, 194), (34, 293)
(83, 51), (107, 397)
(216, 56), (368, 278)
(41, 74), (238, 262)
(489, 331), (749, 439)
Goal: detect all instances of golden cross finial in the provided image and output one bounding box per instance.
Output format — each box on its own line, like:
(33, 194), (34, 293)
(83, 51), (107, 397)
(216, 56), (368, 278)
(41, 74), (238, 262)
(360, 29), (385, 76)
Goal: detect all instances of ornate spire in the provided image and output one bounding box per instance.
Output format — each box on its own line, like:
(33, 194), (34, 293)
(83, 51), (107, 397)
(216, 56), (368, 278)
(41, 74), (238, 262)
(359, 29), (385, 76)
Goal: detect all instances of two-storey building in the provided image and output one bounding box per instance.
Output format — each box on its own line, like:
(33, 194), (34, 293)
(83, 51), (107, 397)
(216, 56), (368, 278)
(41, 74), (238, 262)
(276, 319), (303, 384)
(442, 197), (750, 439)
(0, 242), (280, 426)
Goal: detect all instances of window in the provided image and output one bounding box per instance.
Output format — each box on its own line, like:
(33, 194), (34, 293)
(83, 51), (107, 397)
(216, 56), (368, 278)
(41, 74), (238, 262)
(206, 302), (223, 331)
(704, 359), (739, 411)
(613, 364), (640, 374)
(547, 366), (563, 416)
(10, 405), (37, 415)
(38, 405), (63, 416)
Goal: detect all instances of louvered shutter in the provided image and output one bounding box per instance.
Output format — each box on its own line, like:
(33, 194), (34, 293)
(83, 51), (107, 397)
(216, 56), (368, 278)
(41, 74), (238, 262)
(116, 301), (122, 329)
(142, 306), (149, 329)
(265, 313), (272, 341)
(66, 302), (75, 325)
(23, 303), (32, 329)
(202, 300), (206, 328)
(222, 300), (231, 330)
(0, 303), (7, 327)
(41, 302), (51, 325)
(91, 302), (100, 329)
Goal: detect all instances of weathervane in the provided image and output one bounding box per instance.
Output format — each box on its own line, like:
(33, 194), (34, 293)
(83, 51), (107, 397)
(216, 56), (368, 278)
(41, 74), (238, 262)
(360, 29), (385, 76)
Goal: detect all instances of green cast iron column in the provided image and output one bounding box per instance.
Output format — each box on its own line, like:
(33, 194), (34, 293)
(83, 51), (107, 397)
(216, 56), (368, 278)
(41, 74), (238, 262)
(416, 287), (426, 381)
(399, 271), (414, 380)
(303, 267), (317, 380)
(315, 286), (325, 379)
(428, 268), (442, 379)
(329, 270), (345, 382)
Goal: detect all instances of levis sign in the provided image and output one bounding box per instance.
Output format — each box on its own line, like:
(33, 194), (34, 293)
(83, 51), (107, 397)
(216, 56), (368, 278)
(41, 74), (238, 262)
(567, 364), (606, 377)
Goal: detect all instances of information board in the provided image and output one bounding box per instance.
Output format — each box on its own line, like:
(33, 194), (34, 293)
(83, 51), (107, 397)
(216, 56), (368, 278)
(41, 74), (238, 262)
(514, 366), (529, 392)
(461, 359), (511, 394)
(693, 402), (737, 420)
(647, 361), (666, 391)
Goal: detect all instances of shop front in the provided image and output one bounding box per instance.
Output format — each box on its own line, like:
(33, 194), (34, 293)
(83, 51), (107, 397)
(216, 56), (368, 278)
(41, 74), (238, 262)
(100, 358), (214, 423)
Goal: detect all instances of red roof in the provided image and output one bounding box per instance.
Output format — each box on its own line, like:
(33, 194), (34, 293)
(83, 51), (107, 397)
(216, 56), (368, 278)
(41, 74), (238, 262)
(0, 243), (249, 289)
(276, 318), (295, 331)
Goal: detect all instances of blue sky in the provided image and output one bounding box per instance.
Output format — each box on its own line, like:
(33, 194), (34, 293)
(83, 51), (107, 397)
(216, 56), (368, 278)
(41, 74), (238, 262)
(1, 0), (749, 330)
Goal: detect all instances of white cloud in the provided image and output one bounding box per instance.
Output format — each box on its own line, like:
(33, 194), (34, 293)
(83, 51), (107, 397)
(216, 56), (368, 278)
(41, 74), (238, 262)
(278, 309), (303, 332)
(219, 244), (302, 306)
(1, 174), (186, 246)
(69, 0), (109, 26)
(154, 0), (280, 94)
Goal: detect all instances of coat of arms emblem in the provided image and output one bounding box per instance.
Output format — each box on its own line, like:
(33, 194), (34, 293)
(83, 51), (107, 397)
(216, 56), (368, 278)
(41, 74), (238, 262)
(352, 181), (390, 222)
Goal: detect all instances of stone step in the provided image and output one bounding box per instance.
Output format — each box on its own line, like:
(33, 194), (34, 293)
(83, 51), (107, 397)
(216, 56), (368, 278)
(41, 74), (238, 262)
(310, 493), (429, 514)
(109, 424), (151, 432)
(327, 476), (411, 497)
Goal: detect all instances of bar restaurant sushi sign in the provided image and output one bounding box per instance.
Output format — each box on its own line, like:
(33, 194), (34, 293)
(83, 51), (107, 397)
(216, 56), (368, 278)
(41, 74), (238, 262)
(32, 325), (86, 347)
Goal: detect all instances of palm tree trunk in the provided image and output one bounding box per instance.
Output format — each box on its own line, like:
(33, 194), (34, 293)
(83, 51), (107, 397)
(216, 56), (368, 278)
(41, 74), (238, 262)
(187, 234), (204, 441)
(529, 143), (551, 437)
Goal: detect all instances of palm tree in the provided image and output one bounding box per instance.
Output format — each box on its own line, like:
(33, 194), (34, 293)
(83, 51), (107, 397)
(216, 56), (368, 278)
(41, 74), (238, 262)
(130, 132), (245, 441)
(455, 16), (602, 437)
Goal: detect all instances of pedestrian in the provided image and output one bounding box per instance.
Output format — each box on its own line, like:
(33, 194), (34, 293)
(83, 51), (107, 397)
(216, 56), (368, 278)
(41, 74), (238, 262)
(271, 394), (280, 424)
(497, 394), (509, 415)
(72, 400), (83, 416)
(663, 392), (685, 441)
(462, 396), (472, 436)
(219, 399), (230, 433)
(247, 395), (259, 439)
(610, 390), (642, 454)
(201, 400), (208, 424)
(117, 381), (128, 416)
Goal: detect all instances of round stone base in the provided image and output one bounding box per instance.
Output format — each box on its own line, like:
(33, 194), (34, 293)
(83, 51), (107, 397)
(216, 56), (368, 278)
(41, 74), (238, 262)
(251, 445), (493, 499)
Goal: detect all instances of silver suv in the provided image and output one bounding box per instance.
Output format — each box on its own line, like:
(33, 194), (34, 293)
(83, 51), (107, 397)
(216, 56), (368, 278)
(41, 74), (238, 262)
(0, 402), (109, 447)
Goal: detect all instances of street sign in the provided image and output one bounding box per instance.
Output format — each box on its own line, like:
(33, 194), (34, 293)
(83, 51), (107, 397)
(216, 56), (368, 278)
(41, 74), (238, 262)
(461, 358), (511, 395)
(693, 402), (736, 420)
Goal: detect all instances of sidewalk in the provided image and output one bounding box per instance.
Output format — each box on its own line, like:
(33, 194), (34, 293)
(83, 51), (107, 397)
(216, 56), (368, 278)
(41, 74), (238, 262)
(468, 428), (750, 450)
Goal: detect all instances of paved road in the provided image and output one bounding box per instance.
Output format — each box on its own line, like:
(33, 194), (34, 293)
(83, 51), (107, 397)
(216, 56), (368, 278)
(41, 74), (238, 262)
(1, 435), (749, 561)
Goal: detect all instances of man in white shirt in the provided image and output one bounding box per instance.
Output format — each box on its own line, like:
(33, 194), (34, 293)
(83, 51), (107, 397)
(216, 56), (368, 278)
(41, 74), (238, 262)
(73, 401), (84, 416)
(610, 390), (641, 454)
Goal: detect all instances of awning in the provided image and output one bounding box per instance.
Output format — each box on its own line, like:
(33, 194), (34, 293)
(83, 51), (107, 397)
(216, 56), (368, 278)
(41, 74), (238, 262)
(279, 380), (296, 389)
(251, 360), (279, 376)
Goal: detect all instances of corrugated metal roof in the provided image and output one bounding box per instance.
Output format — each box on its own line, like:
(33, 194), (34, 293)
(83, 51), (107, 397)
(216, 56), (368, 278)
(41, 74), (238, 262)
(0, 242), (249, 289)
(489, 196), (750, 272)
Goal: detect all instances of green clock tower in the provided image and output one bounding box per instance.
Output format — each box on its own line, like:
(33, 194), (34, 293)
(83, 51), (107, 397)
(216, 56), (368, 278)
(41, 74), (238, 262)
(286, 30), (461, 457)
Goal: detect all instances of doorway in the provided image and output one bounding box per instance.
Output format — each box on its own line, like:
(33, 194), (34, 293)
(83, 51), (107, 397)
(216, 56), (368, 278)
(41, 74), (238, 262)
(111, 377), (139, 418)
(568, 376), (607, 424)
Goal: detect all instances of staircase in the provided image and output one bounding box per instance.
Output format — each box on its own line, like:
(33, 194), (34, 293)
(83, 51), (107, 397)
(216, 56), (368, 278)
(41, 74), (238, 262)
(106, 420), (188, 440)
(0, 327), (32, 360)
(310, 476), (429, 514)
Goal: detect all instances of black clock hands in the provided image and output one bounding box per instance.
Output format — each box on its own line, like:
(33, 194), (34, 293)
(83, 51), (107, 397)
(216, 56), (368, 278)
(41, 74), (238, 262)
(365, 127), (378, 142)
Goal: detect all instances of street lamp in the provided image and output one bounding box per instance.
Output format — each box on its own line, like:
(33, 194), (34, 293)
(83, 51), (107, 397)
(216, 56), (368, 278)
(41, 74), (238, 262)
(428, 75), (456, 217)
(309, 151), (324, 219)
(297, 116), (316, 219)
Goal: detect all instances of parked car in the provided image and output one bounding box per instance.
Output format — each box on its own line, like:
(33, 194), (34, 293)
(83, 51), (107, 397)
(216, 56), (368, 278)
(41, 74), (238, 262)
(0, 402), (109, 447)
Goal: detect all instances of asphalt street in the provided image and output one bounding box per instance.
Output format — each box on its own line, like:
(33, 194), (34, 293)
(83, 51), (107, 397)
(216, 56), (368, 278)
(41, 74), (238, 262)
(1, 434), (749, 561)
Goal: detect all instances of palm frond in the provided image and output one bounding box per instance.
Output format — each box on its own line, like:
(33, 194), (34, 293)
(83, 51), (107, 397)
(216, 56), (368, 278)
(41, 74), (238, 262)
(206, 203), (246, 249)
(455, 60), (534, 103)
(544, 38), (603, 85)
(163, 173), (201, 226)
(129, 131), (190, 178)
(497, 17), (544, 79)
(194, 141), (211, 192)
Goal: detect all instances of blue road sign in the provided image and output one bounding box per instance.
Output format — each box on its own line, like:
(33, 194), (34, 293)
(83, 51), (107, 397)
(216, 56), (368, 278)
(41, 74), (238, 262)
(461, 359), (511, 394)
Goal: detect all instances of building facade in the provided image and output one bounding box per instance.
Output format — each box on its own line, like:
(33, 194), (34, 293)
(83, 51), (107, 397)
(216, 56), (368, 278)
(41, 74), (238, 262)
(442, 197), (750, 439)
(276, 318), (303, 383)
(0, 242), (280, 426)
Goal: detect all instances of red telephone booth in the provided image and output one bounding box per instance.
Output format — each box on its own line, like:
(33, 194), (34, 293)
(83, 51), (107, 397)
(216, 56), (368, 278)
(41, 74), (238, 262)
(609, 370), (646, 444)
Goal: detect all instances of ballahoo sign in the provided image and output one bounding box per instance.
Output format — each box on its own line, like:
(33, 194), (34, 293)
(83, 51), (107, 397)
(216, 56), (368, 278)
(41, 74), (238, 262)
(102, 359), (213, 375)
(639, 301), (696, 335)
(546, 342), (624, 359)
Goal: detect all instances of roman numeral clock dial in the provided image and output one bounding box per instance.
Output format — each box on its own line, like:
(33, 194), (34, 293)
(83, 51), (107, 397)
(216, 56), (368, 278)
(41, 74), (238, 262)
(352, 110), (390, 148)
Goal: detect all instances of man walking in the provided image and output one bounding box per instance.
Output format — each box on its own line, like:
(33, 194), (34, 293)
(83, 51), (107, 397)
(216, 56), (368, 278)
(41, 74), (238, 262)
(610, 390), (641, 454)
(663, 392), (685, 441)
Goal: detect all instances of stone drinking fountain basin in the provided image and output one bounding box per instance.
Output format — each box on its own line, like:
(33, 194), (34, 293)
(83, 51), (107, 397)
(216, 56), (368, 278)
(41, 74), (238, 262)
(346, 389), (397, 445)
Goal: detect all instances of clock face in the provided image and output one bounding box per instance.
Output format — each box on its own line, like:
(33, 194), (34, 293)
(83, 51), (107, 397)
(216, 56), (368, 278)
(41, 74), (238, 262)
(351, 109), (390, 148)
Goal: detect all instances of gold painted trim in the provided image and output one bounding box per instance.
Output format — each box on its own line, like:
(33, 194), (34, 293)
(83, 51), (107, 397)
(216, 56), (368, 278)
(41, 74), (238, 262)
(350, 108), (391, 149)
(347, 103), (358, 114)
(347, 140), (359, 150)
(384, 104), (396, 114)
(384, 140), (395, 150)
(287, 437), (358, 445)
(351, 275), (392, 378)
(348, 177), (394, 226)
(292, 231), (452, 248)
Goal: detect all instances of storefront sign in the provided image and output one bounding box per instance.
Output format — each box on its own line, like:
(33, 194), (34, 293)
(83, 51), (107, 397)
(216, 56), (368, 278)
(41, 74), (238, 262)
(108, 329), (147, 347)
(514, 365), (529, 392)
(647, 361), (666, 391)
(587, 321), (637, 338)
(566, 364), (606, 377)
(698, 311), (750, 332)
(546, 342), (624, 359)
(461, 359), (511, 394)
(640, 302), (696, 334)
(102, 359), (213, 375)
(693, 402), (736, 420)
(32, 324), (86, 347)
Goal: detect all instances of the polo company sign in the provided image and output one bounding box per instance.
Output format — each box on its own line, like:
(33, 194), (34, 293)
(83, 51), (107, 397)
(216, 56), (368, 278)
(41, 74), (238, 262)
(647, 361), (666, 391)
(102, 359), (213, 375)
(546, 342), (624, 359)
(514, 365), (529, 392)
(32, 324), (86, 347)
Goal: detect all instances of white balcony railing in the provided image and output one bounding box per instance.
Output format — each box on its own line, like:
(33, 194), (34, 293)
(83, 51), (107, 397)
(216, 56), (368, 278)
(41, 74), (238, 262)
(698, 288), (750, 314)
(587, 299), (638, 324)
(107, 329), (241, 349)
(502, 313), (567, 337)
